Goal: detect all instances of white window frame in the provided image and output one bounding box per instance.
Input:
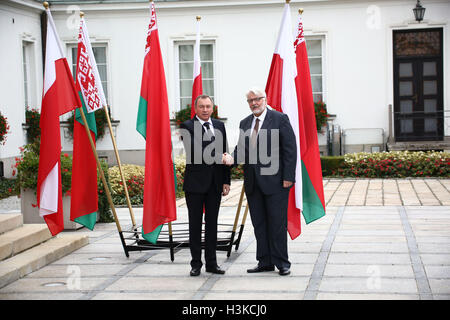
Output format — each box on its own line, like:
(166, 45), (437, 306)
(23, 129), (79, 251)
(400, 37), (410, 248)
(174, 40), (217, 111)
(21, 40), (37, 114)
(305, 35), (327, 103)
(66, 41), (111, 118)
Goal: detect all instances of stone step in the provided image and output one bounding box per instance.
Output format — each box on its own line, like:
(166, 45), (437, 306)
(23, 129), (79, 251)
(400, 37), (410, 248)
(0, 224), (52, 261)
(0, 233), (88, 289)
(0, 214), (23, 235)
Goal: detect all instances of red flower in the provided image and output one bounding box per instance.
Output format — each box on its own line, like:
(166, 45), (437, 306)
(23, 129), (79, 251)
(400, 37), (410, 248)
(63, 153), (69, 158)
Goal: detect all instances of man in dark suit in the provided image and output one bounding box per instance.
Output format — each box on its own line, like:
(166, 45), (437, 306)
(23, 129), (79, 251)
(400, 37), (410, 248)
(180, 95), (231, 276)
(223, 87), (297, 276)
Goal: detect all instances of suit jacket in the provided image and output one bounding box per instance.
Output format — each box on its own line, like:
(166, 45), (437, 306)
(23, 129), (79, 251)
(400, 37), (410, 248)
(180, 117), (231, 194)
(232, 108), (297, 195)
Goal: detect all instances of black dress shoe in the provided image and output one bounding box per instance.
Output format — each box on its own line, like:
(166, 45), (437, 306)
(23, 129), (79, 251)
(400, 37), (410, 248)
(278, 267), (291, 276)
(247, 265), (275, 273)
(205, 265), (225, 274)
(190, 267), (201, 276)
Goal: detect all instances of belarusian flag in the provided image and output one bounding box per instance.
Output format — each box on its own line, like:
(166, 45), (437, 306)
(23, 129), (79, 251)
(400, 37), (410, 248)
(265, 2), (303, 240)
(37, 6), (81, 236)
(70, 15), (106, 230)
(136, 1), (177, 244)
(190, 16), (202, 118)
(294, 11), (325, 224)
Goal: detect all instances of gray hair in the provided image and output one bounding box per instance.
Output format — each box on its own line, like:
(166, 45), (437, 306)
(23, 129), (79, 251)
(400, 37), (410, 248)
(245, 87), (266, 99)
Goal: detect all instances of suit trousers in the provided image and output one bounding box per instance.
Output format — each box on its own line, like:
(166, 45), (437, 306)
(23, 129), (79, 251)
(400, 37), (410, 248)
(185, 183), (222, 269)
(246, 182), (291, 270)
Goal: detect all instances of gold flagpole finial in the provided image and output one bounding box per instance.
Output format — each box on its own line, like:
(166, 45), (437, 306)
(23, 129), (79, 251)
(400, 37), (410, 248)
(299, 8), (304, 14)
(196, 16), (201, 21)
(80, 11), (85, 18)
(43, 1), (49, 9)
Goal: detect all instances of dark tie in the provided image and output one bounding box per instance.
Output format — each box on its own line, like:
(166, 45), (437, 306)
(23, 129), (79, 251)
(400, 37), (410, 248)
(203, 122), (215, 159)
(251, 118), (260, 148)
(203, 122), (215, 142)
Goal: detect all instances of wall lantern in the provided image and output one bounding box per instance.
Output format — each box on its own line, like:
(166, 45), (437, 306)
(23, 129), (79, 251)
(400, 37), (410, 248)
(413, 0), (426, 22)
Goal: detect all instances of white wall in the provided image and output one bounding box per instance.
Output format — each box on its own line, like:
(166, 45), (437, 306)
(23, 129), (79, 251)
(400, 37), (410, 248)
(0, 1), (43, 177)
(1, 0), (449, 177)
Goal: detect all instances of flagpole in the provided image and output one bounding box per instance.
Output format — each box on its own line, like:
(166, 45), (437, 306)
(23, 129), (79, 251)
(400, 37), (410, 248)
(227, 184), (245, 257)
(102, 103), (137, 228)
(235, 201), (250, 252)
(76, 13), (136, 229)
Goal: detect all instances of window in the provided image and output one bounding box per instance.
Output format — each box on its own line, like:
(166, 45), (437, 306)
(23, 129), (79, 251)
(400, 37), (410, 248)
(22, 41), (36, 109)
(175, 42), (215, 110)
(69, 44), (109, 104)
(306, 37), (325, 102)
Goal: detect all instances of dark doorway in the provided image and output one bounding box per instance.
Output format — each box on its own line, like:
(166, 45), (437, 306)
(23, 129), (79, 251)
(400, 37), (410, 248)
(393, 28), (443, 141)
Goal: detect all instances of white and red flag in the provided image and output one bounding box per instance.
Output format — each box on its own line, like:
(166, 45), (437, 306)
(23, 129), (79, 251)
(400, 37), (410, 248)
(190, 17), (202, 118)
(37, 6), (81, 236)
(76, 16), (107, 113)
(265, 2), (303, 240)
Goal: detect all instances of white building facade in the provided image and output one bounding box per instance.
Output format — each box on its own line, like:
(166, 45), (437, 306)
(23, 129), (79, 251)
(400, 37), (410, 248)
(1, 0), (449, 178)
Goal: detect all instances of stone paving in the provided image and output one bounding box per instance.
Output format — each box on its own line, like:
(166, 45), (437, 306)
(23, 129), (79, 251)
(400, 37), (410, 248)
(0, 178), (449, 300)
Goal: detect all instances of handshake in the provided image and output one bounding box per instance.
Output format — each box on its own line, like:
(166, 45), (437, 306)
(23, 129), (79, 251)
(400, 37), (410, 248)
(222, 153), (234, 166)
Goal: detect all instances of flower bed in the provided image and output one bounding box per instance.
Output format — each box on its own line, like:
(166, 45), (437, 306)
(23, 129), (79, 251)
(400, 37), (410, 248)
(328, 151), (450, 178)
(109, 164), (145, 205)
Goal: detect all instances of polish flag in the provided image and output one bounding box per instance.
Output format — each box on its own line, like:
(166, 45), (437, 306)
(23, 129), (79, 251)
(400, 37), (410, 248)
(37, 7), (81, 236)
(190, 17), (202, 118)
(265, 2), (303, 240)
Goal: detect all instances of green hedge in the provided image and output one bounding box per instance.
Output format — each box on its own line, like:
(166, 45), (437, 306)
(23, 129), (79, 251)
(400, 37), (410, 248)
(321, 156), (345, 176)
(322, 151), (450, 178)
(0, 178), (18, 200)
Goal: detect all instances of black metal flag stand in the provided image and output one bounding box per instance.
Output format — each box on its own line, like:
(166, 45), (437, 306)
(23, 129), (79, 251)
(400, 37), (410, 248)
(117, 185), (249, 261)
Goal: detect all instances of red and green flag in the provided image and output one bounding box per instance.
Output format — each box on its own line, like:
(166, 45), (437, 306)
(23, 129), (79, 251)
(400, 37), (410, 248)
(294, 11), (326, 224)
(70, 15), (106, 230)
(136, 1), (177, 244)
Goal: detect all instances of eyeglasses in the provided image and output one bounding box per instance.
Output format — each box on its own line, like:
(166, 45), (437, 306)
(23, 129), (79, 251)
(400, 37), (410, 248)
(247, 97), (265, 104)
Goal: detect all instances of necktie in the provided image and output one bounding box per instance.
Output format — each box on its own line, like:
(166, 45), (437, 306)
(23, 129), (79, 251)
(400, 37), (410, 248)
(203, 122), (215, 159)
(251, 118), (260, 148)
(203, 122), (215, 142)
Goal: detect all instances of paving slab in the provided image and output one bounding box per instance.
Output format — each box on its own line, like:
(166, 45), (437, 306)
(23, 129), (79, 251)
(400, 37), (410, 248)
(1, 179), (450, 300)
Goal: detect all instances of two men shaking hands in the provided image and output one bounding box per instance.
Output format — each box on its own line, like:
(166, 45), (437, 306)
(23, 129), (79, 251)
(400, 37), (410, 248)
(180, 87), (297, 277)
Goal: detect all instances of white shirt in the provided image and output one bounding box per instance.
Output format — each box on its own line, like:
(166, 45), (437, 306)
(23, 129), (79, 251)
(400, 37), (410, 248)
(196, 115), (215, 136)
(250, 107), (267, 135)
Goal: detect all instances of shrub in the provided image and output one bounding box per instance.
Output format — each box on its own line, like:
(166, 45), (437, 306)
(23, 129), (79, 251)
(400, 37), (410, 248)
(15, 140), (113, 222)
(321, 156), (345, 176)
(25, 107), (41, 143)
(66, 108), (109, 141)
(0, 111), (10, 145)
(314, 101), (329, 133)
(329, 151), (450, 178)
(109, 164), (145, 205)
(109, 160), (186, 204)
(231, 164), (244, 180)
(0, 178), (18, 200)
(174, 154), (186, 198)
